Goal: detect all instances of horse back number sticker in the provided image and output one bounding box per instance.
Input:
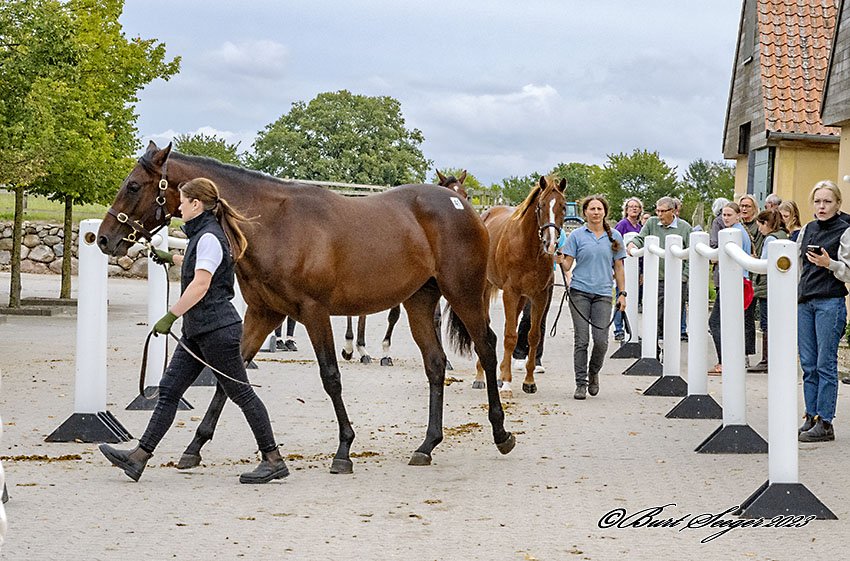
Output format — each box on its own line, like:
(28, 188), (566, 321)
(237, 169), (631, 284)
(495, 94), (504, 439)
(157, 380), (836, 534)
(450, 197), (464, 210)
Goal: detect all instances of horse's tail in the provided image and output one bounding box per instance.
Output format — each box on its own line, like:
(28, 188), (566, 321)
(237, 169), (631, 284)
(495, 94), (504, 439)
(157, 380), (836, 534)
(445, 304), (473, 357)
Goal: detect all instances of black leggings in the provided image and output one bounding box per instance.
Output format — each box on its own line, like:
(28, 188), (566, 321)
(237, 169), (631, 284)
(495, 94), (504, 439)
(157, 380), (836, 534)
(139, 322), (276, 454)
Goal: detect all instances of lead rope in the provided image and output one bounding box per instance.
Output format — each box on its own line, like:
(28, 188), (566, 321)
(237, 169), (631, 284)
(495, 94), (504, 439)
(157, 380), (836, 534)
(549, 263), (630, 341)
(136, 255), (260, 400)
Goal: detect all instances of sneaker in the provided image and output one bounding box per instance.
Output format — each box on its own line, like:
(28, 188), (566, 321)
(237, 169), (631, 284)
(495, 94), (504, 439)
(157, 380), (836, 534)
(284, 339), (298, 352)
(798, 417), (834, 442)
(534, 358), (545, 374)
(798, 413), (815, 434)
(275, 339), (286, 351)
(573, 385), (587, 400)
(588, 373), (599, 396)
(680, 333), (688, 342)
(614, 331), (625, 342)
(513, 357), (527, 371)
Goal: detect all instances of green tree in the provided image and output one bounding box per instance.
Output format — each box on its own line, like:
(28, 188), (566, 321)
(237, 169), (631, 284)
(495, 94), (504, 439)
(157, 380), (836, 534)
(248, 90), (430, 185)
(681, 159), (735, 227)
(21, 0), (179, 301)
(596, 149), (679, 216)
(548, 162), (602, 203)
(174, 132), (243, 166)
(496, 174), (541, 205)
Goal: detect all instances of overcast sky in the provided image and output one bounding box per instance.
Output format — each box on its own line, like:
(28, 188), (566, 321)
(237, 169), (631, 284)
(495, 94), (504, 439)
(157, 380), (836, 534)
(120, 1), (743, 185)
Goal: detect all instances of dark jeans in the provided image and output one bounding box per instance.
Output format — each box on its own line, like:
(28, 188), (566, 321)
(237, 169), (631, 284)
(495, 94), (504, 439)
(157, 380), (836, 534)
(274, 316), (296, 338)
(568, 288), (611, 386)
(512, 285), (554, 361)
(708, 289), (757, 363)
(657, 280), (688, 338)
(758, 297), (768, 332)
(139, 322), (277, 454)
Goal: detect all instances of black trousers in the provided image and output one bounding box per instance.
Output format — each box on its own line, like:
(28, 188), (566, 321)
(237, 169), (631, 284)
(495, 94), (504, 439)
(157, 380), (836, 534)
(139, 322), (276, 454)
(708, 289), (757, 362)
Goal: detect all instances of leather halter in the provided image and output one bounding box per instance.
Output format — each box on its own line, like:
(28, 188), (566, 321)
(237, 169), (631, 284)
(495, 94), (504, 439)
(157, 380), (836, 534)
(535, 196), (562, 253)
(106, 158), (173, 244)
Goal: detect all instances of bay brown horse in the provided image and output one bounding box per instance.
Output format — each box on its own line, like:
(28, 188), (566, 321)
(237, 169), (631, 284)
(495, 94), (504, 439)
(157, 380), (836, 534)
(96, 142), (514, 473)
(472, 176), (566, 395)
(343, 169), (469, 367)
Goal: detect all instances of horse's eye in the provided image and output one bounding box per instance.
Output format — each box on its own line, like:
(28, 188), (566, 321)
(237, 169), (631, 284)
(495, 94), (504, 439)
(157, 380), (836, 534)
(127, 182), (140, 193)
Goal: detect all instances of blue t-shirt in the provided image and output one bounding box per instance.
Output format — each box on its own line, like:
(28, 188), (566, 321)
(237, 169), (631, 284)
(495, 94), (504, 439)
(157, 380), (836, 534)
(564, 226), (627, 296)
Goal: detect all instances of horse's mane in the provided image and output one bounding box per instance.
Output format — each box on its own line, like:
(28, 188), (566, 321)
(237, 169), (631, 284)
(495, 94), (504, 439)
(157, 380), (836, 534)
(511, 182), (545, 221)
(165, 151), (296, 188)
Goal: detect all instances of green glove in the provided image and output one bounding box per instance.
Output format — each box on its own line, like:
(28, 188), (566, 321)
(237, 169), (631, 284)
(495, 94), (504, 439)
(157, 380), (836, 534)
(153, 311), (178, 335)
(150, 248), (174, 266)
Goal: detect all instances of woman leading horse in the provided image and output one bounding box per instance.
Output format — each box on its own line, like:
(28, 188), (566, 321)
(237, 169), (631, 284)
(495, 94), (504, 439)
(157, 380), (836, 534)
(97, 142), (515, 474)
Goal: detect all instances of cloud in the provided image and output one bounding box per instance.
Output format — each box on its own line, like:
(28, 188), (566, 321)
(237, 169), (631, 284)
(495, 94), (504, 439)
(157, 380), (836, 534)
(146, 126), (258, 155)
(203, 40), (289, 80)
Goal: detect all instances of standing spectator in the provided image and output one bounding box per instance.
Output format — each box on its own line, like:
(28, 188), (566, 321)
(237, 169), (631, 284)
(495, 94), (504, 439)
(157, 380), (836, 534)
(747, 209), (788, 373)
(764, 193), (782, 210)
(797, 181), (850, 442)
(707, 202), (752, 374)
(778, 200), (802, 242)
(563, 195), (626, 400)
(613, 197), (643, 341)
(737, 194), (762, 245)
(627, 196), (692, 342)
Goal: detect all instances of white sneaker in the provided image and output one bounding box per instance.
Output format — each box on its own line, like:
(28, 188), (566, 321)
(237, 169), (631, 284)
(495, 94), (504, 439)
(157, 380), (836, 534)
(534, 363), (545, 374)
(513, 357), (527, 371)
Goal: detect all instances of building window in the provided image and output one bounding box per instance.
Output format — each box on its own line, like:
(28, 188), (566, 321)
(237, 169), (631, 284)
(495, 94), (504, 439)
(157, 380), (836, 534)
(738, 122), (751, 155)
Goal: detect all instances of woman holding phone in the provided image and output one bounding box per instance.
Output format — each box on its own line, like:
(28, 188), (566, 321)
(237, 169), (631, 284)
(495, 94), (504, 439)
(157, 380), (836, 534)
(796, 180), (850, 442)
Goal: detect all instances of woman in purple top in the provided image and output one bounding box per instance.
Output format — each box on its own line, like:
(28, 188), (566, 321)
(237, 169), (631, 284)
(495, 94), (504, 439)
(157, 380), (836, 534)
(612, 197), (643, 340)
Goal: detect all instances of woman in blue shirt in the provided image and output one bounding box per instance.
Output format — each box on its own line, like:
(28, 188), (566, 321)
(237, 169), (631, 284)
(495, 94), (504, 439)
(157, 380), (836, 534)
(562, 195), (627, 400)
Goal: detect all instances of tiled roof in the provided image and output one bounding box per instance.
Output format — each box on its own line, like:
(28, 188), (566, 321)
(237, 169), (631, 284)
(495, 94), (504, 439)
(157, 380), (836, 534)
(759, 0), (841, 136)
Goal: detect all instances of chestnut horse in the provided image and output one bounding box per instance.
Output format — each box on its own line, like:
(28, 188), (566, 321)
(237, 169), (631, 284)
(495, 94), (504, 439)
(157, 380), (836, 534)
(342, 170), (469, 367)
(97, 142), (514, 473)
(472, 176), (566, 395)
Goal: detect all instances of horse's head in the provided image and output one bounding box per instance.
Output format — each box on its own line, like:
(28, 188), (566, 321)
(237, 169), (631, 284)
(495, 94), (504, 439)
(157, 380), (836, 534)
(436, 169), (469, 200)
(533, 176), (567, 255)
(97, 141), (181, 257)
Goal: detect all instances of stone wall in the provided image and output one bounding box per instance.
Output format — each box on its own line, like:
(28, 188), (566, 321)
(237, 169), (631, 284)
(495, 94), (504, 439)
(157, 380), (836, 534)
(0, 221), (184, 279)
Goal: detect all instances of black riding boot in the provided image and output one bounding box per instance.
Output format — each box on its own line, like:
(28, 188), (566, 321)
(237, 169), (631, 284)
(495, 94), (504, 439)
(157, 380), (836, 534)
(99, 444), (152, 482)
(240, 447), (290, 484)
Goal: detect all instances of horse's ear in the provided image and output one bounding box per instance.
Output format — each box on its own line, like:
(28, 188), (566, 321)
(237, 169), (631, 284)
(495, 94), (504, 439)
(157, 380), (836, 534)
(558, 178), (567, 192)
(538, 176), (547, 190)
(151, 142), (173, 167)
(144, 140), (159, 157)
(436, 170), (447, 184)
(458, 170), (467, 183)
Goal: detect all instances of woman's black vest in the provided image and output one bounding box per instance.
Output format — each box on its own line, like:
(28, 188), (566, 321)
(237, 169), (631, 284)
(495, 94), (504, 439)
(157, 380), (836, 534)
(798, 213), (850, 303)
(180, 211), (241, 338)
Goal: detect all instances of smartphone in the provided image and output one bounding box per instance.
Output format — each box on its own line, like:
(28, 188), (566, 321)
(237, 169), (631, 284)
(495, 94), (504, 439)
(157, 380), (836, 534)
(807, 245), (823, 254)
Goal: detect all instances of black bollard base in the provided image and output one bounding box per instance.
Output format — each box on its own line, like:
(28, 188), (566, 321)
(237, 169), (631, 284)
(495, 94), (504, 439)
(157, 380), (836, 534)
(737, 481), (837, 519)
(643, 375), (688, 396)
(666, 394), (723, 419)
(126, 387), (193, 411)
(623, 357), (663, 376)
(610, 341), (641, 359)
(45, 411), (132, 443)
(695, 424), (767, 454)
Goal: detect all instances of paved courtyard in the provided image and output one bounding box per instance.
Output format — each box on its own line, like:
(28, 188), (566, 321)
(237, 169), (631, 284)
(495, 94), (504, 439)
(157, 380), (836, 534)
(0, 272), (848, 560)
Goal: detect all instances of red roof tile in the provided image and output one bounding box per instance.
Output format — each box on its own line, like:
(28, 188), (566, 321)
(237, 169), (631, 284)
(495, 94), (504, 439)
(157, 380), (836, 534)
(759, 0), (841, 136)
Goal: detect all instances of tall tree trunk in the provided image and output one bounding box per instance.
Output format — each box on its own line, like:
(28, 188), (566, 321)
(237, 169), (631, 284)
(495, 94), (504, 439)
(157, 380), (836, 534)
(8, 185), (24, 308)
(60, 195), (73, 299)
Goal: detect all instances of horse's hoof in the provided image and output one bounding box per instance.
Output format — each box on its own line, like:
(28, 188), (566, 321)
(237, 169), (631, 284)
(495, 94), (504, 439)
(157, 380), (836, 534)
(341, 349), (353, 361)
(522, 383), (537, 394)
(471, 380), (485, 389)
(329, 458), (354, 474)
(360, 355), (372, 364)
(408, 452), (432, 466)
(176, 453), (201, 470)
(445, 359), (454, 371)
(496, 433), (516, 455)
(380, 357), (393, 367)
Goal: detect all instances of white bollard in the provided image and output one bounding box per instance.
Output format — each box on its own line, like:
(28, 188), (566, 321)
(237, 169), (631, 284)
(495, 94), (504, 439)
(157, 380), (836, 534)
(641, 236), (660, 358)
(688, 233), (711, 395)
(145, 234), (169, 388)
(767, 240), (798, 484)
(719, 227), (746, 425)
(623, 232), (640, 334)
(662, 234), (683, 377)
(46, 219), (131, 442)
(75, 219), (108, 414)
